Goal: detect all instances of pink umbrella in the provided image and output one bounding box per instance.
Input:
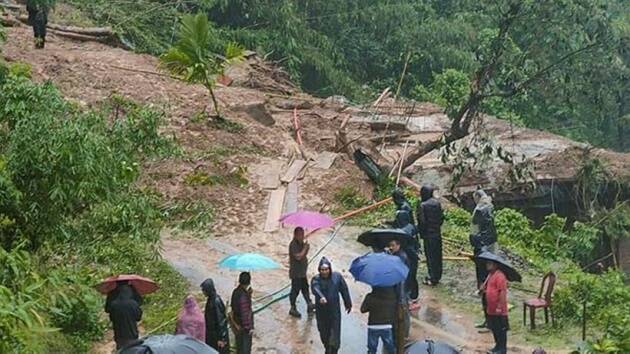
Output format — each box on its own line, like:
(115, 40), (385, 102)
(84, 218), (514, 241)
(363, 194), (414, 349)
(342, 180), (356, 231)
(95, 274), (159, 295)
(279, 210), (335, 230)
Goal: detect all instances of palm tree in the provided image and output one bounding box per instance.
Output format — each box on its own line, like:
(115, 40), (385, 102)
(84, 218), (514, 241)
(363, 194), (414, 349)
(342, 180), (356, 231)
(159, 13), (243, 118)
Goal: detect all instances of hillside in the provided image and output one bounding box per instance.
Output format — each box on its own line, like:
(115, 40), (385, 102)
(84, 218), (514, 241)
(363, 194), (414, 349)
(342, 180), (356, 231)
(2, 6), (630, 354)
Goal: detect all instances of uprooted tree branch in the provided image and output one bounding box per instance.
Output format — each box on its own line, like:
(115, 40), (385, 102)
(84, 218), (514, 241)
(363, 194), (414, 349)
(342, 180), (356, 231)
(399, 1), (609, 172)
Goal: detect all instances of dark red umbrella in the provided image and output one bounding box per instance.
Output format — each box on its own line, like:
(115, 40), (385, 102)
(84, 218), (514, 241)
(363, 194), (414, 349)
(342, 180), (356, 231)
(95, 274), (159, 295)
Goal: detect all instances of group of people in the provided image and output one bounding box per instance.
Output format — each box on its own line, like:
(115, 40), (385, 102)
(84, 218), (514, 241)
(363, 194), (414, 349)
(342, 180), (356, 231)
(105, 187), (509, 354)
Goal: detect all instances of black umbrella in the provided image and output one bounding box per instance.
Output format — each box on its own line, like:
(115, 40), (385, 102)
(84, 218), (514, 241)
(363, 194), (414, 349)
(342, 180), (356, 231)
(358, 228), (414, 249)
(475, 251), (522, 282)
(119, 335), (218, 354)
(405, 340), (461, 354)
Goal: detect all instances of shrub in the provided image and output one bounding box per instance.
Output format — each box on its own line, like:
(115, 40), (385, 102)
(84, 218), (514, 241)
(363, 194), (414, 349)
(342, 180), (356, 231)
(555, 270), (630, 352)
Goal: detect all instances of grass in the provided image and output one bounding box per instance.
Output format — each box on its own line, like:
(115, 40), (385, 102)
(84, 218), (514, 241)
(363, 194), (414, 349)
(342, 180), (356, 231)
(161, 199), (214, 234)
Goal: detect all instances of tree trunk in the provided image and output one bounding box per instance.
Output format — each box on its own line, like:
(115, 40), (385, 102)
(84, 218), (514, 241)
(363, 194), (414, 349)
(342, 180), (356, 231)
(400, 2), (523, 171)
(207, 84), (221, 117)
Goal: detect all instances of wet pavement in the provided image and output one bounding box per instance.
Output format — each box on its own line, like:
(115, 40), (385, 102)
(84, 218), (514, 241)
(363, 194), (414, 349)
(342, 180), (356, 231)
(161, 226), (517, 353)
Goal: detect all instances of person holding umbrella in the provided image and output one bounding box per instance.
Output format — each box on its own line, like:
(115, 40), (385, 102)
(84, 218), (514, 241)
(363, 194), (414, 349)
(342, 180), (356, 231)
(288, 227), (315, 318)
(230, 272), (254, 354)
(476, 251), (521, 354)
(105, 283), (143, 349)
(350, 252), (409, 354)
(96, 275), (158, 350)
(311, 257), (352, 354)
(483, 259), (510, 354)
(201, 278), (230, 353)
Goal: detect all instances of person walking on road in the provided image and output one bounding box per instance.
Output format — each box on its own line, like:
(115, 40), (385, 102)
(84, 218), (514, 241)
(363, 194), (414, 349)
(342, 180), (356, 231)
(360, 286), (397, 354)
(230, 272), (254, 354)
(289, 227), (316, 318)
(417, 184), (444, 286)
(201, 278), (229, 353)
(311, 257), (352, 354)
(26, 0), (50, 49)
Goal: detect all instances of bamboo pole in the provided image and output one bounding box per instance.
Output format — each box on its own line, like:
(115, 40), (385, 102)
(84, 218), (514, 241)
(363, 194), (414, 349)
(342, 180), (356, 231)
(396, 139), (410, 186)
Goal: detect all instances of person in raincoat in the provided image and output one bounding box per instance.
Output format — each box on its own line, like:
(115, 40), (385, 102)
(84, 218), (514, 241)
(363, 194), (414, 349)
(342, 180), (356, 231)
(201, 278), (230, 353)
(231, 272), (254, 354)
(26, 0), (50, 49)
(175, 295), (206, 342)
(392, 189), (415, 226)
(105, 283), (143, 349)
(311, 257), (352, 354)
(395, 210), (420, 300)
(388, 239), (411, 352)
(469, 189), (498, 330)
(416, 184), (444, 286)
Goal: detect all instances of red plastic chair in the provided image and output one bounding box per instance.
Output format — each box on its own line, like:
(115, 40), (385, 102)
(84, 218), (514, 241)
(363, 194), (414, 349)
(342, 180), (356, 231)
(523, 272), (556, 329)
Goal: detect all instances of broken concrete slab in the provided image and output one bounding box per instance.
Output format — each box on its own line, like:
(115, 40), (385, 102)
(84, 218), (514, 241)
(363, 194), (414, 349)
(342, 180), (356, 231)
(314, 151), (338, 169)
(263, 187), (286, 232)
(233, 102), (275, 126)
(280, 159), (307, 183)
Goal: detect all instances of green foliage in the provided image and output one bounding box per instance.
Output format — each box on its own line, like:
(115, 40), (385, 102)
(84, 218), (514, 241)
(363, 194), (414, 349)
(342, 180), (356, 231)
(333, 185), (392, 227)
(555, 270), (630, 353)
(0, 76), (174, 248)
(598, 203), (630, 241)
(412, 69), (470, 118)
(160, 12), (243, 116)
(161, 199), (214, 232)
(0, 72), (187, 351)
(495, 209), (598, 267)
(8, 62), (32, 78)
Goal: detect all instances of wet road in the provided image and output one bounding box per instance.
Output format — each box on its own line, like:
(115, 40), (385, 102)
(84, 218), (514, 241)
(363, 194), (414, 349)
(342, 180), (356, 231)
(162, 226), (503, 353)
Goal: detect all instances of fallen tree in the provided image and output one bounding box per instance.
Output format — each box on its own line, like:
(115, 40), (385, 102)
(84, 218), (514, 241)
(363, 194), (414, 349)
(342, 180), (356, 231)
(398, 0), (616, 173)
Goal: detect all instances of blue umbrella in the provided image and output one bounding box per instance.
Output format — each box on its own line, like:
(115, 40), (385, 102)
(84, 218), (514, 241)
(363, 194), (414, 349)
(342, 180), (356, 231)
(218, 253), (280, 271)
(349, 252), (409, 287)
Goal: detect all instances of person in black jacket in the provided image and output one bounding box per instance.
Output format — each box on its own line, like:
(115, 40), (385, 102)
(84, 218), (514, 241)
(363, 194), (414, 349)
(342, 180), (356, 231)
(416, 184), (444, 286)
(392, 189), (415, 226)
(201, 278), (229, 353)
(360, 287), (397, 354)
(26, 0), (50, 49)
(105, 284), (143, 349)
(395, 210), (420, 300)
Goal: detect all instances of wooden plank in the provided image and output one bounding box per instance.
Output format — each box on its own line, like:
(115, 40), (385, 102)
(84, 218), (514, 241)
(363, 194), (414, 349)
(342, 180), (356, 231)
(314, 152), (338, 170)
(280, 159), (307, 183)
(263, 187), (287, 232)
(283, 181), (299, 214)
